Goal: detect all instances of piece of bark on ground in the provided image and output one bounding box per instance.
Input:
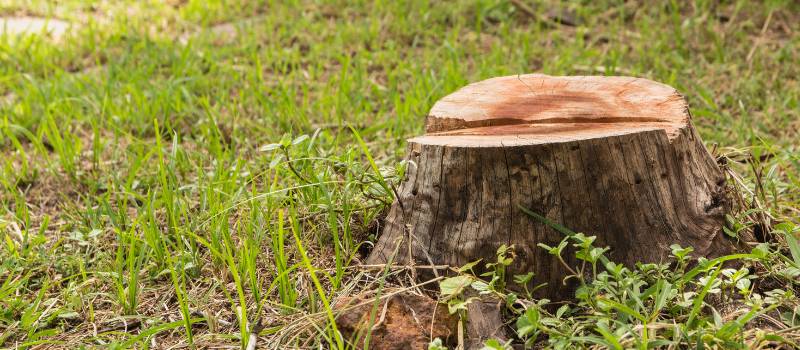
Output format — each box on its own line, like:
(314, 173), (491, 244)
(335, 291), (458, 350)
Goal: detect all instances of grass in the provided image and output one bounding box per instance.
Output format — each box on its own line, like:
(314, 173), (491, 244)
(0, 0), (798, 348)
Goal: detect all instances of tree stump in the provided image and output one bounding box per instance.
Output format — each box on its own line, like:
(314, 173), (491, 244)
(368, 74), (744, 299)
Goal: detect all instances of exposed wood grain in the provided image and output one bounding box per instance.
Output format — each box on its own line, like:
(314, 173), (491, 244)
(426, 74), (688, 136)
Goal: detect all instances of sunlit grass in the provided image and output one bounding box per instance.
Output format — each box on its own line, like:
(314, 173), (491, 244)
(0, 0), (798, 348)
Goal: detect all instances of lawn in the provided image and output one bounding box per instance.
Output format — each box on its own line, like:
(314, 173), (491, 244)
(1, 0), (799, 349)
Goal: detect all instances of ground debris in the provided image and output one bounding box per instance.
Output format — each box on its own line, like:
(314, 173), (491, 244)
(335, 291), (457, 350)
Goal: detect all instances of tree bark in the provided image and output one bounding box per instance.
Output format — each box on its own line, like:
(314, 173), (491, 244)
(367, 74), (744, 300)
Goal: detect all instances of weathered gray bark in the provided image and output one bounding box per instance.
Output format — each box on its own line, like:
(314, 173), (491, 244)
(367, 75), (743, 302)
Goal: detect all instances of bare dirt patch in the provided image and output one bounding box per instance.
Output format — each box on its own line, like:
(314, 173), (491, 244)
(0, 16), (71, 39)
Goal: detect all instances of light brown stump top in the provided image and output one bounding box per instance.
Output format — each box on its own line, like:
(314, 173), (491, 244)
(416, 74), (690, 147)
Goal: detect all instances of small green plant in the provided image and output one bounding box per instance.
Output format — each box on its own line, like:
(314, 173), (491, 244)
(481, 338), (513, 350)
(774, 222), (800, 268)
(270, 209), (297, 311)
(112, 223), (147, 315)
(518, 219), (797, 348)
(41, 113), (81, 178)
(428, 337), (447, 350)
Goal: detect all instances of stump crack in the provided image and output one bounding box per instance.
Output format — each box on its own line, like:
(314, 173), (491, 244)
(501, 142), (514, 251)
(426, 147), (447, 259)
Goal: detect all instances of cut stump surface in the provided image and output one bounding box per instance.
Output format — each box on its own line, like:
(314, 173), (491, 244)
(368, 74), (744, 300)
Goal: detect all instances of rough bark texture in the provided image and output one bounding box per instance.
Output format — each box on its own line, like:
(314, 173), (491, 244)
(367, 74), (743, 302)
(464, 294), (511, 349)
